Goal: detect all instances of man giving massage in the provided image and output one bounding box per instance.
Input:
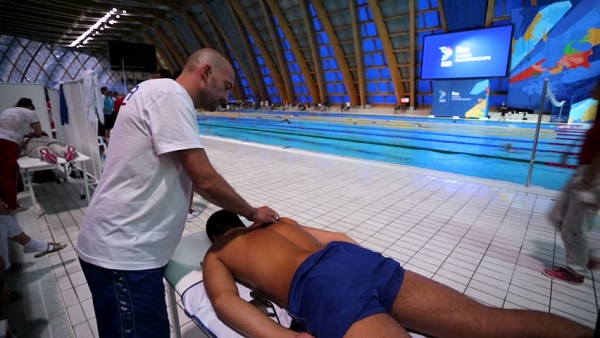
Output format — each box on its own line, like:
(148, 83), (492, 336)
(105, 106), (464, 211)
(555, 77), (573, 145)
(204, 210), (593, 338)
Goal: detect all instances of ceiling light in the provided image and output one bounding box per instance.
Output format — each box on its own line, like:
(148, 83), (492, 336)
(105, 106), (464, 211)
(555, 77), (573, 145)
(70, 8), (121, 47)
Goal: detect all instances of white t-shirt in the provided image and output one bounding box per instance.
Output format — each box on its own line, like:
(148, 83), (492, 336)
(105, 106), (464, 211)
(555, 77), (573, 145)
(76, 79), (204, 270)
(0, 107), (39, 145)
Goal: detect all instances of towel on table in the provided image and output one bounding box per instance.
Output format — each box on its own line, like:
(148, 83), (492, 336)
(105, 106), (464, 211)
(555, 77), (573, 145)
(181, 272), (292, 338)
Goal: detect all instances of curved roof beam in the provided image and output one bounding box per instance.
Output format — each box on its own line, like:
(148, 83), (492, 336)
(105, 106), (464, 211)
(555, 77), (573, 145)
(311, 1), (358, 104)
(485, 0), (495, 27)
(167, 20), (192, 57)
(184, 11), (244, 99)
(265, 0), (319, 103)
(258, 0), (293, 104)
(182, 12), (212, 48)
(438, 0), (449, 32)
(368, 0), (405, 101)
(229, 0), (288, 104)
(219, 2), (267, 101)
(299, 0), (325, 103)
(155, 27), (186, 69)
(180, 12), (242, 98)
(202, 7), (262, 100)
(349, 0), (365, 106)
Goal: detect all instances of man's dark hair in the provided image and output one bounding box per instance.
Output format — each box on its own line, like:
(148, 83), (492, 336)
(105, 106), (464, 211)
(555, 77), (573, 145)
(15, 98), (34, 109)
(154, 68), (172, 79)
(206, 210), (246, 242)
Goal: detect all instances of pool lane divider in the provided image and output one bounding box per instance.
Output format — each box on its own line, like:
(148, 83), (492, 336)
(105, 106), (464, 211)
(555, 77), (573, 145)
(200, 122), (578, 169)
(210, 117), (568, 146)
(204, 120), (580, 156)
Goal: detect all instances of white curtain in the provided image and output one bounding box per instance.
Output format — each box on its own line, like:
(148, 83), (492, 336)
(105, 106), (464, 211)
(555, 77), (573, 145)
(47, 88), (65, 143)
(61, 74), (103, 183)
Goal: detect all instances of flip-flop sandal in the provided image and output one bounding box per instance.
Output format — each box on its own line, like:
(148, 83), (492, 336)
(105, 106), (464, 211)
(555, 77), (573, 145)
(34, 243), (68, 258)
(8, 291), (22, 303)
(39, 148), (57, 164)
(64, 146), (77, 162)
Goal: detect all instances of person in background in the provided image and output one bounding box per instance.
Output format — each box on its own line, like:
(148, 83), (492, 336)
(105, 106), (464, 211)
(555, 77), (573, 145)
(0, 98), (43, 213)
(499, 102), (508, 121)
(0, 199), (67, 263)
(100, 87), (115, 144)
(544, 80), (600, 284)
(112, 91), (125, 121)
(76, 48), (280, 338)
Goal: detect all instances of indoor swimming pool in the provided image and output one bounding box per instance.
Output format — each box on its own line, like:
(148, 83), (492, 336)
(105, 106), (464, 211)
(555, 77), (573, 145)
(198, 111), (588, 191)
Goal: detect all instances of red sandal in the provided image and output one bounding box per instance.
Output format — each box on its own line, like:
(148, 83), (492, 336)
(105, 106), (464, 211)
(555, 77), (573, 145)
(542, 267), (584, 284)
(39, 148), (57, 164)
(64, 146), (77, 162)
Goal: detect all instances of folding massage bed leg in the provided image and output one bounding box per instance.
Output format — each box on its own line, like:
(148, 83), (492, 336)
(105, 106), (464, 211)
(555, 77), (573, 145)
(167, 283), (182, 338)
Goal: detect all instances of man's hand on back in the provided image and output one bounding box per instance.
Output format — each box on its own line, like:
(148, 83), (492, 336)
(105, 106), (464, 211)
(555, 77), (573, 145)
(245, 206), (279, 226)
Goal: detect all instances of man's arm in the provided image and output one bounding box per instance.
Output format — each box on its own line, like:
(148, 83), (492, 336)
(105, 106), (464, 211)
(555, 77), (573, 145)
(203, 253), (296, 338)
(25, 122), (42, 138)
(178, 148), (278, 224)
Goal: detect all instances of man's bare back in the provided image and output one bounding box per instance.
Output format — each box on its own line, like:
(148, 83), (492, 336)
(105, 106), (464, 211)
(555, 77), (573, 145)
(204, 211), (594, 338)
(205, 218), (328, 307)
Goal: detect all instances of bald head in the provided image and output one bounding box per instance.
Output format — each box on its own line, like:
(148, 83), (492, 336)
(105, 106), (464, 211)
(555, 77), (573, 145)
(177, 48), (236, 111)
(183, 48), (233, 75)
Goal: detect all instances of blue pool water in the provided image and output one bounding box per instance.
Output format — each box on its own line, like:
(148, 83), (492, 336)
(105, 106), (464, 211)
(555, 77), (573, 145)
(198, 111), (587, 191)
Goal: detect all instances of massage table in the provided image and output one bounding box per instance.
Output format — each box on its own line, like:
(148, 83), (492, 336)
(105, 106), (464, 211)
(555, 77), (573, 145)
(166, 230), (292, 338)
(164, 231), (211, 338)
(17, 153), (91, 217)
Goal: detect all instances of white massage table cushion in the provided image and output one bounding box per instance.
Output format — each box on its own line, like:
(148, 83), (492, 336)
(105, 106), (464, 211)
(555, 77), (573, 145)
(181, 271), (292, 338)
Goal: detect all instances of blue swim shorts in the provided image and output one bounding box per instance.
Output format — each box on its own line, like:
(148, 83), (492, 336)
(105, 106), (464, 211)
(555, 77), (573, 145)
(287, 241), (405, 337)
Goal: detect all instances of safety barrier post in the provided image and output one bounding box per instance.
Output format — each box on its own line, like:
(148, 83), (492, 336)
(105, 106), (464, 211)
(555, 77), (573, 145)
(526, 78), (548, 187)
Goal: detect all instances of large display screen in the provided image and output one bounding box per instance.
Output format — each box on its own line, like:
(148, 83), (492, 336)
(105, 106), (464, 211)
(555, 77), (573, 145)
(108, 41), (157, 73)
(421, 25), (513, 80)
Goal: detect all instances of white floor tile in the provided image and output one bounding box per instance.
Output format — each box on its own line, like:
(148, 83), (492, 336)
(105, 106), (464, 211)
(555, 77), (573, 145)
(10, 134), (599, 337)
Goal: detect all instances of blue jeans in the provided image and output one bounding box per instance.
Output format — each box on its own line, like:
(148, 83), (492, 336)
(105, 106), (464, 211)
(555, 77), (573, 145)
(79, 259), (169, 338)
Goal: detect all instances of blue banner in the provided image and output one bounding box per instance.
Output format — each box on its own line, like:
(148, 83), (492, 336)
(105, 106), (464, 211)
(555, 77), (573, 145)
(432, 79), (490, 118)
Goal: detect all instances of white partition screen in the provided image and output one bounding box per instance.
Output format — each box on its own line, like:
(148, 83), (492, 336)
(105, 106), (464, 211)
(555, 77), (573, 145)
(47, 88), (64, 142)
(61, 78), (103, 183)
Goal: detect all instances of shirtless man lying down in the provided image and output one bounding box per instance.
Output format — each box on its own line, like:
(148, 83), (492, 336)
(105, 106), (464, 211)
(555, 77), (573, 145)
(203, 210), (592, 338)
